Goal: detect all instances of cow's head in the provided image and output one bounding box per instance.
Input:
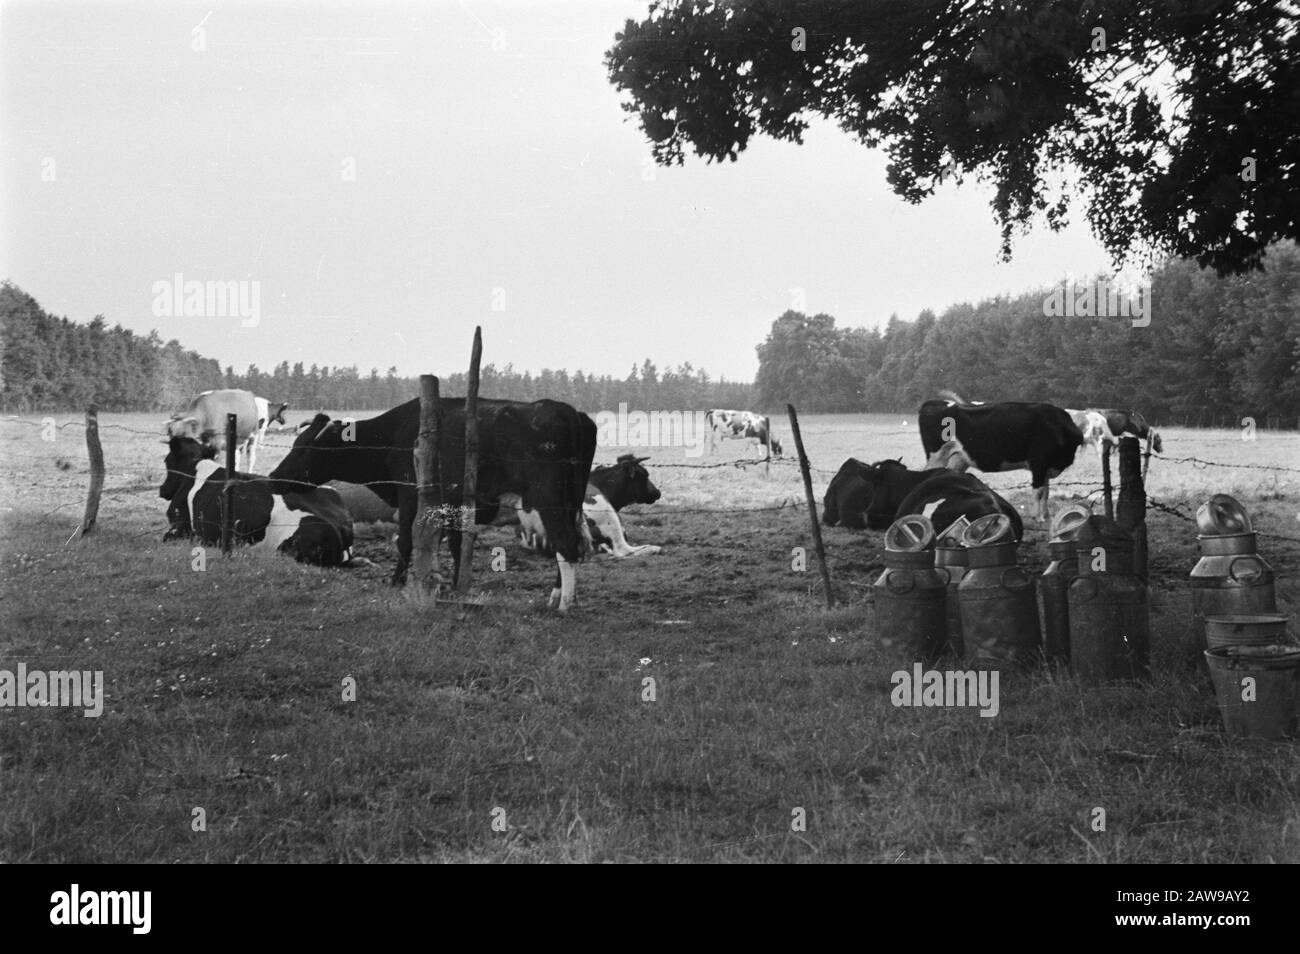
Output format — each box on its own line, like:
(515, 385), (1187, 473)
(268, 413), (342, 487)
(861, 458), (911, 529)
(1151, 429), (1163, 454)
(159, 436), (215, 500)
(612, 454), (661, 507)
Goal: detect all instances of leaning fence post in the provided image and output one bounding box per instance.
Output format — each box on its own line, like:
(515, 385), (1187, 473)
(1116, 436), (1148, 583)
(1101, 441), (1114, 520)
(458, 326), (483, 593)
(764, 414), (771, 477)
(221, 413), (237, 555)
(412, 374), (442, 591)
(786, 403), (834, 609)
(80, 404), (105, 536)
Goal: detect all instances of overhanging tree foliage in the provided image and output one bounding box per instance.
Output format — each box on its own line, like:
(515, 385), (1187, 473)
(607, 0), (1299, 275)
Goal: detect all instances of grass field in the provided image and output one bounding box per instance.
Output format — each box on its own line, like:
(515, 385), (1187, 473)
(2, 411), (1299, 862)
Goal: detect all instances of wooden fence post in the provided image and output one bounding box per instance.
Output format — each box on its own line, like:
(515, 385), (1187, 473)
(80, 405), (105, 536)
(458, 326), (483, 592)
(1101, 441), (1114, 520)
(412, 374), (442, 591)
(764, 414), (771, 477)
(221, 413), (237, 555)
(787, 404), (834, 609)
(1116, 436), (1148, 583)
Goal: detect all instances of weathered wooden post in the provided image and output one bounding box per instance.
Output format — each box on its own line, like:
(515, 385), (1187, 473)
(764, 414), (771, 477)
(221, 413), (237, 555)
(80, 405), (105, 536)
(457, 326), (483, 593)
(1116, 435), (1148, 583)
(787, 404), (834, 609)
(412, 374), (442, 591)
(1101, 441), (1114, 520)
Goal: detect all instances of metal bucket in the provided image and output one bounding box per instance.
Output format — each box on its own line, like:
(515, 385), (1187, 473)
(1205, 645), (1300, 740)
(1204, 614), (1293, 652)
(1039, 540), (1078, 666)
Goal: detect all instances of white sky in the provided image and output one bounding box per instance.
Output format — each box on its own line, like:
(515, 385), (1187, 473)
(2, 0), (1114, 382)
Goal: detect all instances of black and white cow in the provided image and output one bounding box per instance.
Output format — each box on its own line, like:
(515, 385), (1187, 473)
(1067, 407), (1163, 472)
(705, 409), (782, 456)
(919, 392), (1082, 521)
(823, 458), (1022, 538)
(158, 436), (354, 565)
(268, 397), (597, 611)
(585, 454), (662, 557)
(165, 388), (289, 474)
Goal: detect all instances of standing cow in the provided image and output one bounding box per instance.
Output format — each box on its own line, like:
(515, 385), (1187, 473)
(269, 397), (597, 611)
(919, 391), (1083, 521)
(165, 388), (288, 474)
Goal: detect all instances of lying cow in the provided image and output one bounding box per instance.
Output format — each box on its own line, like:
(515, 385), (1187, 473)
(586, 454), (662, 557)
(159, 436), (354, 565)
(269, 398), (597, 611)
(166, 389), (289, 474)
(823, 458), (1023, 540)
(919, 391), (1082, 521)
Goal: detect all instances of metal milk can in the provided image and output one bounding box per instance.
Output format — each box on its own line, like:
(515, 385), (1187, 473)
(1069, 516), (1150, 681)
(1190, 495), (1277, 650)
(957, 514), (1041, 667)
(935, 518), (970, 660)
(1038, 505), (1091, 667)
(872, 515), (947, 664)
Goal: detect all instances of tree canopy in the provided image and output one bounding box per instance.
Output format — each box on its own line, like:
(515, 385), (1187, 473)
(607, 0), (1299, 275)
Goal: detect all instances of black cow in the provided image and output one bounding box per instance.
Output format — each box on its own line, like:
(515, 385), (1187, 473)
(823, 457), (1023, 539)
(158, 436), (354, 565)
(268, 397), (598, 611)
(822, 457), (876, 529)
(919, 392), (1082, 520)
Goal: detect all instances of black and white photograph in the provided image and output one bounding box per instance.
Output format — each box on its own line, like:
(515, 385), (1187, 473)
(1, 0), (1298, 886)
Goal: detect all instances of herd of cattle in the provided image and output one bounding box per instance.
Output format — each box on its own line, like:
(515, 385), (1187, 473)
(157, 388), (1162, 611)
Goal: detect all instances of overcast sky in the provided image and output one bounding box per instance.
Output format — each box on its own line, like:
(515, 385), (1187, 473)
(2, 0), (1115, 382)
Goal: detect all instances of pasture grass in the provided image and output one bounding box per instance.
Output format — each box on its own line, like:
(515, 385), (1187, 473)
(1, 413), (1298, 862)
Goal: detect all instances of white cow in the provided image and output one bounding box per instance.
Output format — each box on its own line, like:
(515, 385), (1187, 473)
(166, 389), (288, 474)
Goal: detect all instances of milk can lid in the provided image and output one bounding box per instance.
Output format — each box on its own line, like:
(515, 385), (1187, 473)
(936, 515), (971, 548)
(885, 514), (936, 552)
(1196, 494), (1252, 534)
(1050, 504), (1092, 542)
(961, 513), (1015, 547)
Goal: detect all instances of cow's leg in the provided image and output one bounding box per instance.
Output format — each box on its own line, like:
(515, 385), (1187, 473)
(1035, 482), (1050, 522)
(391, 492), (417, 585)
(548, 553), (576, 612)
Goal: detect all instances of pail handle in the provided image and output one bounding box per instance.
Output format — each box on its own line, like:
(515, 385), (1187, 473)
(885, 571), (915, 594)
(1000, 566), (1033, 591)
(1228, 556), (1263, 584)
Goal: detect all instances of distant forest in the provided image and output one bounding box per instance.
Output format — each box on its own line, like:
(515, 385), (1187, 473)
(0, 283), (754, 415)
(3, 242), (1298, 426)
(756, 243), (1300, 427)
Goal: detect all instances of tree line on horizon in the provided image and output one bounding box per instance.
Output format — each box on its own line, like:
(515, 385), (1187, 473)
(755, 243), (1300, 428)
(4, 241), (1297, 428)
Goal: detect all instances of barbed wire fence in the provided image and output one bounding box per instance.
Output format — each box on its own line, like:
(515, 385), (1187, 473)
(3, 415), (1300, 545)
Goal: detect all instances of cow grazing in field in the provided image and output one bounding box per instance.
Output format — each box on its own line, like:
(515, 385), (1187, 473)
(1068, 407), (1163, 471)
(919, 392), (1082, 521)
(823, 458), (1022, 538)
(158, 436), (354, 565)
(705, 409), (782, 456)
(165, 389), (288, 474)
(585, 454), (662, 557)
(268, 397), (597, 611)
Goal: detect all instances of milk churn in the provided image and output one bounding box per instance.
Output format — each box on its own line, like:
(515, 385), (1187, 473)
(872, 515), (947, 663)
(957, 513), (1040, 667)
(1038, 505), (1091, 667)
(1069, 516), (1150, 681)
(1190, 494), (1277, 651)
(935, 518), (970, 659)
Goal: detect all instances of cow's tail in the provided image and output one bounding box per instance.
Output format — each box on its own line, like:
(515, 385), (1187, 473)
(938, 389), (967, 405)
